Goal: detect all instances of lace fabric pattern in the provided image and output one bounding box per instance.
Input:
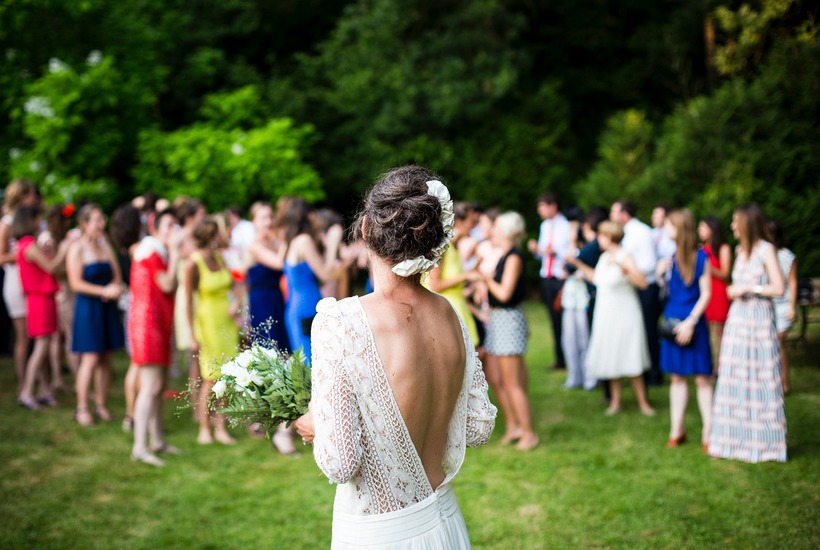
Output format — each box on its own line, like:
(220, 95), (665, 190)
(311, 296), (496, 516)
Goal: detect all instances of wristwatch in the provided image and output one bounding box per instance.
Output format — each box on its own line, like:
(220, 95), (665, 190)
(753, 284), (763, 296)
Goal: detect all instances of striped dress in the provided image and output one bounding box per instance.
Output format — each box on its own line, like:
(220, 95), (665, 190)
(709, 241), (786, 463)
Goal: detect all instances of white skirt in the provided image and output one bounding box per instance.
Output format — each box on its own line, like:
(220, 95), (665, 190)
(3, 264), (26, 319)
(331, 483), (470, 549)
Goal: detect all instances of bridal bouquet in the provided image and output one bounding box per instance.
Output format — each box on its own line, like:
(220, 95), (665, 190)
(210, 345), (311, 435)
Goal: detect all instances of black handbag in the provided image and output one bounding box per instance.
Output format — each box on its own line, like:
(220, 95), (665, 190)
(659, 317), (683, 341)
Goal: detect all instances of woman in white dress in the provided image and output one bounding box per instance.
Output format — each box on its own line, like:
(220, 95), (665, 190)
(294, 165), (497, 549)
(569, 221), (655, 416)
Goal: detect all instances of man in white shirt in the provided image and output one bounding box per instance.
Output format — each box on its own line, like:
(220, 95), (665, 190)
(651, 204), (677, 261)
(528, 192), (571, 370)
(611, 200), (663, 387)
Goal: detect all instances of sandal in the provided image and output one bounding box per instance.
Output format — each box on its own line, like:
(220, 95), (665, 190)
(151, 443), (181, 456)
(74, 408), (94, 427)
(121, 416), (134, 433)
(18, 396), (42, 411)
(131, 451), (165, 468)
(37, 394), (58, 408)
(94, 405), (113, 422)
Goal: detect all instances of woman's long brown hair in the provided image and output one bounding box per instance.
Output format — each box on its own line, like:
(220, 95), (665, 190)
(669, 208), (698, 285)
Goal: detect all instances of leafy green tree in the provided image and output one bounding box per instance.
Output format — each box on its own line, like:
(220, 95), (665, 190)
(134, 87), (323, 210)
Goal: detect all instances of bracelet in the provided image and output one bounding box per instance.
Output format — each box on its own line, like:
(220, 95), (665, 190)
(753, 284), (763, 296)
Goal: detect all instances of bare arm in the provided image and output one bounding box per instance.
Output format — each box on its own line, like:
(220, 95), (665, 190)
(427, 263), (474, 293)
(247, 240), (285, 270)
(24, 239), (71, 274)
(787, 261), (798, 321)
(621, 254), (648, 290)
(673, 263), (712, 346)
(714, 244), (732, 281)
(485, 253), (522, 303)
(154, 249), (179, 294)
(0, 222), (15, 265)
(295, 233), (342, 283)
(66, 243), (108, 298)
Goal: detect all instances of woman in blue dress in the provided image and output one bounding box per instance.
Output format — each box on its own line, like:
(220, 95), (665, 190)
(278, 197), (345, 362)
(244, 202), (290, 352)
(657, 208), (713, 450)
(66, 204), (125, 426)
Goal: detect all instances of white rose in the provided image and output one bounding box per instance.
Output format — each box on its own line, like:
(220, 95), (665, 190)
(221, 361), (242, 378)
(212, 379), (227, 398)
(248, 370), (263, 386)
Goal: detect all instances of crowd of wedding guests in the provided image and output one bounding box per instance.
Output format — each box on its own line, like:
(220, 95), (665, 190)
(0, 178), (798, 465)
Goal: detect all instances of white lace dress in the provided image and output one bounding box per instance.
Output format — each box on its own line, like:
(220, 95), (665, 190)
(311, 296), (497, 549)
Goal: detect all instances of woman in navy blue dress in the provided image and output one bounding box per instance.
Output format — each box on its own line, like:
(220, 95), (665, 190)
(658, 208), (713, 450)
(67, 204), (125, 426)
(244, 202), (290, 352)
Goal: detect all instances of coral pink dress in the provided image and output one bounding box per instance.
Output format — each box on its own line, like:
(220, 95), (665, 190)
(703, 244), (730, 323)
(128, 237), (175, 367)
(17, 236), (59, 338)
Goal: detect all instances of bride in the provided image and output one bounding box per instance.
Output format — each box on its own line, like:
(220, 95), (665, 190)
(294, 165), (497, 548)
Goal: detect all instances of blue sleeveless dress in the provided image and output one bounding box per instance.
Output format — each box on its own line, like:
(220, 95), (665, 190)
(247, 264), (290, 352)
(283, 261), (322, 362)
(72, 262), (125, 353)
(660, 250), (712, 376)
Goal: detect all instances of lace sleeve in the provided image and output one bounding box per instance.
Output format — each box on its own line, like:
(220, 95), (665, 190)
(311, 305), (363, 483)
(465, 352), (497, 447)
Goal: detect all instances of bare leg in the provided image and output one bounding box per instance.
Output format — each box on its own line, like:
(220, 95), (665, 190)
(19, 337), (49, 406)
(124, 362), (139, 425)
(498, 355), (538, 450)
(778, 332), (790, 394)
(48, 333), (65, 392)
(607, 379), (622, 415)
(12, 317), (29, 393)
(484, 353), (519, 443)
(695, 375), (714, 446)
(93, 352), (113, 421)
(132, 366), (165, 466)
(74, 353), (98, 425)
(712, 322), (724, 375)
(630, 375), (656, 416)
(197, 379), (215, 444)
(668, 375), (688, 439)
(187, 350), (201, 422)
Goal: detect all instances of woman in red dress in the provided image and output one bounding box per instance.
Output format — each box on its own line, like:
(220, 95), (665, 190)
(129, 210), (181, 467)
(13, 206), (74, 409)
(698, 216), (732, 369)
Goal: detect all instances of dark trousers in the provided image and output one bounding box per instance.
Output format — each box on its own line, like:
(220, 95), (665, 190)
(540, 277), (565, 367)
(637, 283), (663, 387)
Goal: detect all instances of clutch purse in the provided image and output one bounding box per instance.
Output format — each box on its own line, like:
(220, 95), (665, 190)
(659, 317), (683, 341)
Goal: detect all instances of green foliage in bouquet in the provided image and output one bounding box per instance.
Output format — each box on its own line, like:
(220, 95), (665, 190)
(211, 346), (311, 436)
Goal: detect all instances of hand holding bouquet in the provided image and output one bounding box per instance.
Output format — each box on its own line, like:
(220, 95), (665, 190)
(210, 345), (311, 436)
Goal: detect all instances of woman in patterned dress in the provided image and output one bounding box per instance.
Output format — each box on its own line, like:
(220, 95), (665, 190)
(708, 204), (786, 463)
(129, 210), (181, 467)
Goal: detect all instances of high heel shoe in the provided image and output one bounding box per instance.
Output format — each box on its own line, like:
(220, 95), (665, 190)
(18, 396), (42, 411)
(666, 432), (687, 448)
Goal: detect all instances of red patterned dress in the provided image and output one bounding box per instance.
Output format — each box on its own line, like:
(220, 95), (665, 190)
(128, 237), (175, 367)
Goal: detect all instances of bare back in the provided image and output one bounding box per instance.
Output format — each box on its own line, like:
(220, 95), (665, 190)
(359, 288), (466, 489)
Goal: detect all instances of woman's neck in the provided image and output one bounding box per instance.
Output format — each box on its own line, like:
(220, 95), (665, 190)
(369, 254), (425, 302)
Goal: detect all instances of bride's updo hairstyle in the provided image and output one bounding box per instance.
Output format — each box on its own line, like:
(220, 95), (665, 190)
(353, 165), (445, 269)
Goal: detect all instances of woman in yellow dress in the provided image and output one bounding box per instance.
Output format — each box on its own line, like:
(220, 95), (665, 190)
(186, 217), (239, 445)
(425, 202), (480, 347)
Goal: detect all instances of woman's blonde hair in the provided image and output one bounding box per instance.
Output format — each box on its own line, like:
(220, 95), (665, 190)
(4, 179), (35, 213)
(597, 221), (624, 244)
(668, 208), (698, 285)
(495, 211), (526, 247)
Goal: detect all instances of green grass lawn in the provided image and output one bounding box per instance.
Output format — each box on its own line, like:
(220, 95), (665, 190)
(1, 301), (818, 549)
